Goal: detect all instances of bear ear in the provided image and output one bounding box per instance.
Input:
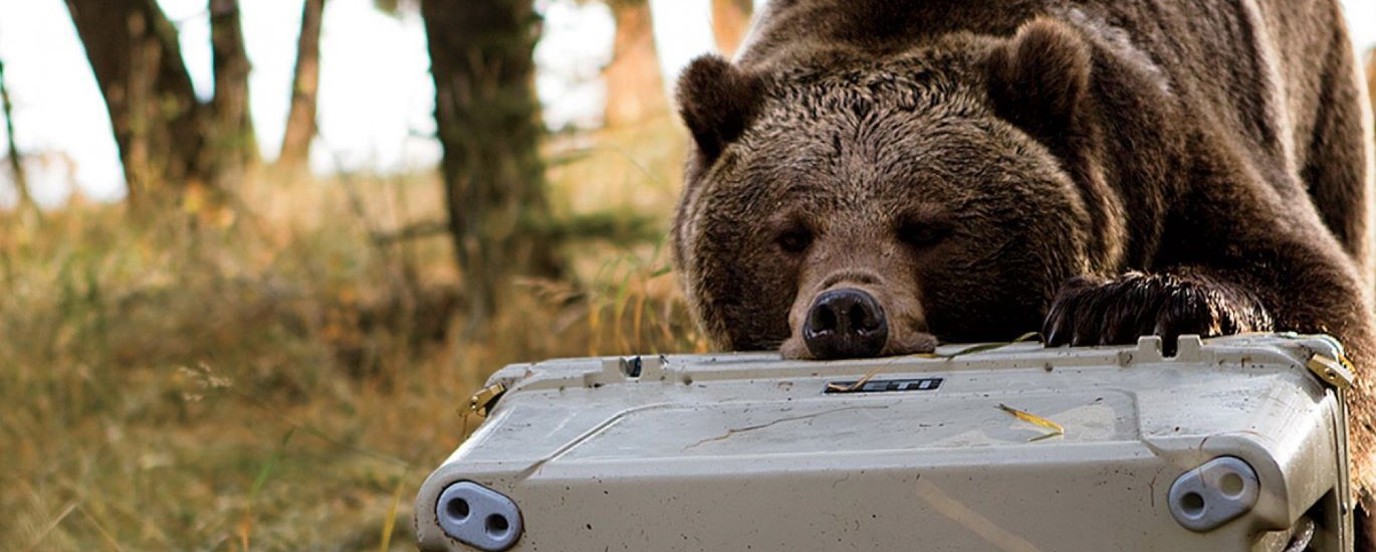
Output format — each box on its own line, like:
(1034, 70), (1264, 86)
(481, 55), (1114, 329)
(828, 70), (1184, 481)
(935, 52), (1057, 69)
(985, 18), (1092, 142)
(676, 55), (765, 160)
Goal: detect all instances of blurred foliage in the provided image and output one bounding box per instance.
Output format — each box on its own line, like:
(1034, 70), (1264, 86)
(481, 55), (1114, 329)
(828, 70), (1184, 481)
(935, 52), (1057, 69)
(0, 113), (703, 549)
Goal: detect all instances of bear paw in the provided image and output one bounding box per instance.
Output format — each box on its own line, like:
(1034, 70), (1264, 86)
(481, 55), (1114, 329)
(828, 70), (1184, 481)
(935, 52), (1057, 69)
(1042, 271), (1273, 355)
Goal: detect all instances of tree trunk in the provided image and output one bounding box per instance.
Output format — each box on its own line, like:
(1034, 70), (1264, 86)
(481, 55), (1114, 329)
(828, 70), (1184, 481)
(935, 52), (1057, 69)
(0, 58), (36, 212)
(711, 0), (752, 58)
(420, 0), (564, 327)
(1367, 49), (1374, 119)
(208, 0), (256, 186)
(64, 0), (206, 202)
(603, 0), (666, 127)
(279, 0), (326, 170)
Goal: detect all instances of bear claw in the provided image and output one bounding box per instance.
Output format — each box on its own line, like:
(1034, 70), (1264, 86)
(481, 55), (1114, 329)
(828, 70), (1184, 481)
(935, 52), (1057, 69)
(1043, 271), (1273, 355)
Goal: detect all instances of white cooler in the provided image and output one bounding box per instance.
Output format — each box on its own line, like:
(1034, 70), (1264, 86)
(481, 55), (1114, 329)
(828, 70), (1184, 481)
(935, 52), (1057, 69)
(414, 334), (1355, 551)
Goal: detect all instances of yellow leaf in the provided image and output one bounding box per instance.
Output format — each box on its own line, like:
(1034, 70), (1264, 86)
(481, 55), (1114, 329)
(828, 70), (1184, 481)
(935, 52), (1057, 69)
(997, 403), (1064, 441)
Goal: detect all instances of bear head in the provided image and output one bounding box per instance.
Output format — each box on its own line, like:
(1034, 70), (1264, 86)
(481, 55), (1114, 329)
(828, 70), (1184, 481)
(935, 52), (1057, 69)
(673, 18), (1109, 359)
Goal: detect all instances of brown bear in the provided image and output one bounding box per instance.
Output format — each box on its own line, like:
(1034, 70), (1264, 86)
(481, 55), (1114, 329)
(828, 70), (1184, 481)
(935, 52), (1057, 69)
(670, 0), (1376, 546)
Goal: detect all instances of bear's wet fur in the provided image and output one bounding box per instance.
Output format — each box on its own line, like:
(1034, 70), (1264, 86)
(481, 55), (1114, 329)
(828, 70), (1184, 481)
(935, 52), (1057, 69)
(671, 0), (1376, 544)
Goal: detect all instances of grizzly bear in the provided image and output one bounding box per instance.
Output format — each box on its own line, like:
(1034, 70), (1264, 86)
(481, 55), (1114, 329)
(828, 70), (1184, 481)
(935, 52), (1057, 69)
(671, 0), (1376, 546)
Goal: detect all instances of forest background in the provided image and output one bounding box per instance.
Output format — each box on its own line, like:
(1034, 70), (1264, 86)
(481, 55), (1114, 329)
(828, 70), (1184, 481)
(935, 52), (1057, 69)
(0, 0), (1372, 549)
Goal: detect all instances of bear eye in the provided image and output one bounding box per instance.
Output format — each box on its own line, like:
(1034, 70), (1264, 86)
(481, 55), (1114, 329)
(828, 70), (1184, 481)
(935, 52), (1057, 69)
(897, 219), (952, 248)
(776, 226), (813, 254)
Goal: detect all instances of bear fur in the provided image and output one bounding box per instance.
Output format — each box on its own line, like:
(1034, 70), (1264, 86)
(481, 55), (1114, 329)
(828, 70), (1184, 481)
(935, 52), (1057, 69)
(671, 0), (1376, 544)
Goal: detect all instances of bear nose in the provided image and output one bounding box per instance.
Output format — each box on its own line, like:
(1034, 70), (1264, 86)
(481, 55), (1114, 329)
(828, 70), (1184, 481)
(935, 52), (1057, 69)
(803, 288), (888, 359)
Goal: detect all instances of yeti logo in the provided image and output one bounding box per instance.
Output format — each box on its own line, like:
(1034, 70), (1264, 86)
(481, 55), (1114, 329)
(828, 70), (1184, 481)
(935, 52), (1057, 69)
(824, 377), (943, 394)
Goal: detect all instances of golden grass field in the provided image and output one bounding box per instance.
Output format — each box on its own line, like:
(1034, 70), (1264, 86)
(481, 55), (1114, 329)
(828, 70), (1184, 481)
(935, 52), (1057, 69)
(0, 116), (703, 550)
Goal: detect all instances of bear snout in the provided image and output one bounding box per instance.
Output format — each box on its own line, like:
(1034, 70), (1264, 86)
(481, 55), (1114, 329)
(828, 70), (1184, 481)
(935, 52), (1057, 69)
(803, 288), (889, 359)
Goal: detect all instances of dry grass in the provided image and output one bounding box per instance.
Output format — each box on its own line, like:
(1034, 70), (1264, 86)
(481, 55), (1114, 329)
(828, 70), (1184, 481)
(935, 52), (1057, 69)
(0, 114), (701, 550)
